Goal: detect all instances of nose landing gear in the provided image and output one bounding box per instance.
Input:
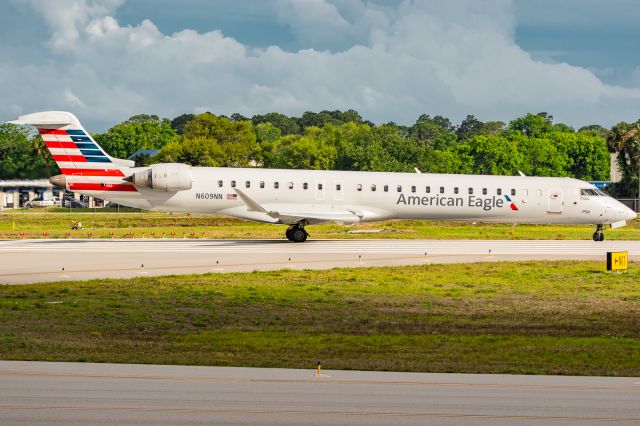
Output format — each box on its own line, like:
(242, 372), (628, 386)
(286, 224), (309, 242)
(593, 224), (605, 242)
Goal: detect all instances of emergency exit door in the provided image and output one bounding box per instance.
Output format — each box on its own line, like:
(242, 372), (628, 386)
(547, 188), (563, 213)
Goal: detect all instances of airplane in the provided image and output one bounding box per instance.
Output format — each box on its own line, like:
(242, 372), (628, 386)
(6, 111), (637, 242)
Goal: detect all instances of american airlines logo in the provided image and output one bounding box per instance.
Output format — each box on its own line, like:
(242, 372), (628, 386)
(504, 195), (519, 211)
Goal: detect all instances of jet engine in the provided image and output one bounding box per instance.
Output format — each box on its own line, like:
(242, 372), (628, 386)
(128, 163), (192, 192)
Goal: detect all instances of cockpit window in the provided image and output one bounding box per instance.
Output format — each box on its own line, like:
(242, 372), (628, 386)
(595, 189), (609, 196)
(580, 188), (599, 196)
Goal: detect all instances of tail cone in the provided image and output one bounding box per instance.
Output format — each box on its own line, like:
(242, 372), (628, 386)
(49, 174), (67, 189)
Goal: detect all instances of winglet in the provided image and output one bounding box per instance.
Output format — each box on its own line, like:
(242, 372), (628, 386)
(518, 170), (526, 177)
(234, 188), (267, 213)
(414, 167), (422, 174)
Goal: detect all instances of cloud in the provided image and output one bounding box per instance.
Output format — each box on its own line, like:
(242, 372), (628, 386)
(19, 0), (124, 48)
(63, 88), (87, 108)
(1, 0), (639, 131)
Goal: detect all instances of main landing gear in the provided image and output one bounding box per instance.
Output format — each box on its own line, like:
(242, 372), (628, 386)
(593, 224), (605, 242)
(286, 224), (309, 243)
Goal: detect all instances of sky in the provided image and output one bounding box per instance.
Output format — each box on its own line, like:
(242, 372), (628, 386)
(1, 0), (639, 131)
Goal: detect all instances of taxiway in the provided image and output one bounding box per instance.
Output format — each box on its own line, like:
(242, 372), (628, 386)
(1, 361), (639, 425)
(0, 238), (638, 284)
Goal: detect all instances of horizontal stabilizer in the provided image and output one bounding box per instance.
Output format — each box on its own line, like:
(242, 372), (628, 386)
(6, 111), (74, 127)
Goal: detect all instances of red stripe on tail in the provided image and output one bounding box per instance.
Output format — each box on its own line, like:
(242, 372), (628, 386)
(69, 183), (137, 192)
(38, 129), (67, 135)
(52, 155), (87, 162)
(45, 141), (77, 149)
(60, 168), (125, 177)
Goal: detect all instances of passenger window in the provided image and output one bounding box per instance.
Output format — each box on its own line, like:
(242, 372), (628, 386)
(384, 185), (389, 192)
(318, 183), (323, 190)
(497, 188), (502, 195)
(217, 180), (223, 187)
(288, 182), (293, 189)
(397, 185), (402, 192)
(371, 184), (376, 192)
(357, 184), (362, 191)
(482, 188), (487, 195)
(274, 182), (279, 189)
(231, 180), (236, 188)
(336, 184), (341, 190)
(468, 188), (473, 195)
(245, 181), (250, 188)
(440, 187), (444, 194)
(510, 189), (516, 196)
(260, 181), (265, 189)
(303, 182), (308, 190)
(426, 186), (430, 193)
(411, 185), (416, 193)
(454, 187), (459, 194)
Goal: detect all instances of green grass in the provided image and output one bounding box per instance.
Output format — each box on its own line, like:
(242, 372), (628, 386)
(1, 211), (639, 240)
(1, 261), (639, 376)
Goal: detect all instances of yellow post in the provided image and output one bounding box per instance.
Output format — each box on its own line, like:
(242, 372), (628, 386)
(316, 360), (321, 377)
(12, 221), (15, 230)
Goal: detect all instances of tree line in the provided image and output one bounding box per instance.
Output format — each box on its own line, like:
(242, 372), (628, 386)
(1, 109), (639, 196)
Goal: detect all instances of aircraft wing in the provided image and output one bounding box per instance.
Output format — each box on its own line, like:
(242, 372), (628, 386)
(272, 211), (362, 225)
(234, 188), (362, 225)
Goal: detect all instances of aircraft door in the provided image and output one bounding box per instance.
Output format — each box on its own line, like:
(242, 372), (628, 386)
(315, 181), (325, 201)
(334, 181), (343, 201)
(547, 188), (563, 213)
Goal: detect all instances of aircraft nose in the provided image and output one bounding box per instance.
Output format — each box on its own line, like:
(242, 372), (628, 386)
(625, 207), (637, 221)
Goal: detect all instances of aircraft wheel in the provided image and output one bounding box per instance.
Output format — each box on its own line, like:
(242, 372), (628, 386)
(285, 227), (294, 241)
(291, 227), (308, 243)
(599, 232), (605, 242)
(593, 231), (604, 242)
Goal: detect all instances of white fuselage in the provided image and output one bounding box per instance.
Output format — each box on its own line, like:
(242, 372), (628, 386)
(71, 167), (636, 226)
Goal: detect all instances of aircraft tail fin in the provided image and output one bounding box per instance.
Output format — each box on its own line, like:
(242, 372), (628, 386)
(7, 111), (134, 178)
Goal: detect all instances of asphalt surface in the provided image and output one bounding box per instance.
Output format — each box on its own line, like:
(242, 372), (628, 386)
(1, 238), (639, 284)
(1, 361), (639, 425)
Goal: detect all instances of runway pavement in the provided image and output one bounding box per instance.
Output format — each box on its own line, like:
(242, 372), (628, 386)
(1, 238), (639, 284)
(0, 361), (639, 425)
